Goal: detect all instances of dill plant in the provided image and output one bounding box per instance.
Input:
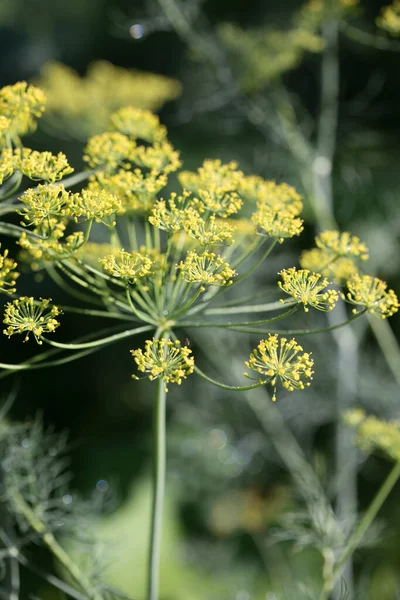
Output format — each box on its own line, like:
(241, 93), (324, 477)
(0, 78), (398, 600)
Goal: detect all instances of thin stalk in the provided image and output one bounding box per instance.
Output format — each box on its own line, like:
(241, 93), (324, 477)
(201, 299), (296, 316)
(147, 377), (167, 600)
(10, 490), (103, 600)
(40, 324), (153, 350)
(325, 460), (400, 598)
(194, 365), (266, 392)
(232, 239), (278, 286)
(178, 305), (299, 330)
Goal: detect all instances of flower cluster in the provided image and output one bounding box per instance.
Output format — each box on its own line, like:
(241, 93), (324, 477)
(36, 61), (181, 138)
(100, 250), (154, 284)
(14, 148), (73, 182)
(377, 1), (400, 36)
(179, 160), (243, 217)
(343, 274), (399, 319)
(177, 251), (236, 288)
(0, 82), (46, 141)
(109, 107), (167, 143)
(245, 335), (314, 402)
(300, 230), (369, 284)
(278, 267), (339, 312)
(131, 338), (194, 391)
(344, 409), (400, 462)
(3, 297), (61, 343)
(0, 246), (19, 294)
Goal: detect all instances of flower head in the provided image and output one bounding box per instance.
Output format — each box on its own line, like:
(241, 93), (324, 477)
(131, 338), (194, 391)
(179, 160), (243, 217)
(252, 207), (303, 242)
(299, 248), (359, 284)
(177, 250), (236, 288)
(149, 193), (195, 233)
(89, 169), (167, 214)
(278, 267), (339, 312)
(100, 249), (154, 284)
(344, 409), (400, 462)
(0, 246), (19, 294)
(131, 141), (181, 175)
(0, 82), (46, 139)
(377, 1), (400, 36)
(19, 184), (70, 227)
(84, 132), (135, 171)
(15, 148), (73, 182)
(108, 107), (167, 143)
(344, 274), (399, 318)
(240, 177), (303, 215)
(315, 230), (369, 261)
(245, 335), (314, 401)
(65, 189), (123, 223)
(3, 297), (61, 344)
(184, 214), (236, 246)
(0, 149), (14, 185)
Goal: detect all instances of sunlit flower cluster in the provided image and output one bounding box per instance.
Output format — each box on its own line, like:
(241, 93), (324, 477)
(245, 335), (314, 402)
(177, 250), (236, 288)
(278, 267), (339, 312)
(14, 148), (73, 182)
(343, 274), (399, 318)
(84, 132), (135, 171)
(131, 338), (194, 391)
(36, 61), (181, 138)
(0, 82), (46, 141)
(108, 107), (167, 143)
(3, 297), (61, 343)
(252, 206), (304, 242)
(65, 189), (123, 224)
(179, 160), (243, 217)
(344, 409), (400, 462)
(100, 250), (154, 284)
(0, 246), (19, 294)
(315, 230), (369, 261)
(377, 1), (400, 36)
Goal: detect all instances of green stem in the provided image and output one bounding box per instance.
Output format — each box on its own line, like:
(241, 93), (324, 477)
(201, 299), (297, 316)
(40, 324), (153, 350)
(194, 365), (266, 392)
(178, 306), (298, 329)
(327, 460), (400, 596)
(147, 377), (167, 600)
(233, 239), (278, 286)
(10, 490), (102, 600)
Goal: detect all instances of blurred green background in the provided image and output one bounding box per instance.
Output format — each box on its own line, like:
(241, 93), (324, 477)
(1, 1), (400, 599)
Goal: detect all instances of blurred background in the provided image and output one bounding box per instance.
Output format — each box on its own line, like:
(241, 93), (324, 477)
(1, 0), (400, 598)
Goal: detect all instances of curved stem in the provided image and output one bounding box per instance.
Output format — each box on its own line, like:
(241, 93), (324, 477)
(233, 239), (278, 286)
(194, 365), (266, 392)
(40, 324), (153, 350)
(178, 306), (298, 329)
(147, 378), (167, 600)
(221, 309), (366, 335)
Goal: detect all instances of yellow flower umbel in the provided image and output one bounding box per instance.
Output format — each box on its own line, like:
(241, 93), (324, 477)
(131, 142), (181, 175)
(300, 248), (359, 285)
(300, 230), (369, 284)
(344, 409), (400, 462)
(315, 230), (369, 261)
(109, 107), (167, 143)
(0, 82), (46, 140)
(19, 184), (70, 227)
(252, 206), (304, 242)
(100, 250), (154, 284)
(377, 1), (400, 36)
(131, 338), (194, 391)
(65, 189), (123, 224)
(179, 160), (243, 217)
(278, 267), (339, 312)
(0, 149), (15, 185)
(3, 297), (61, 344)
(149, 196), (195, 234)
(185, 214), (236, 247)
(245, 334), (314, 402)
(177, 251), (236, 288)
(344, 274), (399, 319)
(15, 148), (73, 182)
(240, 178), (303, 215)
(0, 246), (19, 294)
(84, 132), (135, 171)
